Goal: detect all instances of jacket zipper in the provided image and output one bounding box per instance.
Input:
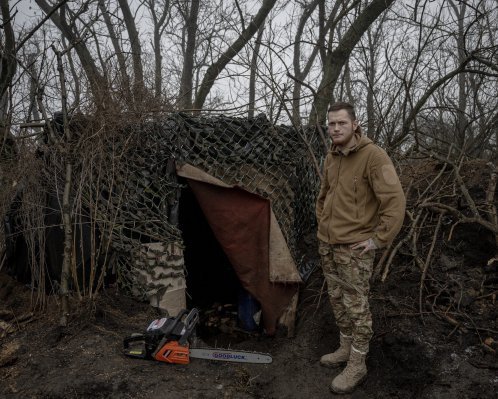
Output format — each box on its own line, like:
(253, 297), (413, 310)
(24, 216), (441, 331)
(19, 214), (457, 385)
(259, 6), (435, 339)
(328, 155), (342, 242)
(354, 176), (358, 219)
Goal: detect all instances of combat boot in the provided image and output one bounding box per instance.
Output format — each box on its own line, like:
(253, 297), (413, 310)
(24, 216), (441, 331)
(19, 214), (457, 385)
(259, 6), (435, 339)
(330, 346), (367, 394)
(320, 333), (352, 367)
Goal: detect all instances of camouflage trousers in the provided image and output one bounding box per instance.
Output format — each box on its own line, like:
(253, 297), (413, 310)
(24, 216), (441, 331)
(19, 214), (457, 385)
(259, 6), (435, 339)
(319, 240), (374, 353)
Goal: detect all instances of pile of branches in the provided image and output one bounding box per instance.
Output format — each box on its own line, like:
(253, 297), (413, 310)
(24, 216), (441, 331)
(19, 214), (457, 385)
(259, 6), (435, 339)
(376, 150), (497, 354)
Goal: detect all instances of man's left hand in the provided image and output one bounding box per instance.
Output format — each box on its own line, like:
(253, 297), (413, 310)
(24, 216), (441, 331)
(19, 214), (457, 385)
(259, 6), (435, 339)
(350, 238), (377, 256)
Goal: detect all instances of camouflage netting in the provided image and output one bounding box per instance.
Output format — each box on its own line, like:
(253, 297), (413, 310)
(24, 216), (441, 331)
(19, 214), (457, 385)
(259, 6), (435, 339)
(14, 112), (322, 303)
(173, 113), (320, 253)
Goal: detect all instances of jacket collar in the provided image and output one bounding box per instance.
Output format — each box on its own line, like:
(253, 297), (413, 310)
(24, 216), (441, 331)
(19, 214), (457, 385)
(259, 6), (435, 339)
(331, 133), (372, 156)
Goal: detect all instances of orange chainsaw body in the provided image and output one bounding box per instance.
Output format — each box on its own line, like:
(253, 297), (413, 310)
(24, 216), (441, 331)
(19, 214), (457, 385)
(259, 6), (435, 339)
(154, 340), (190, 365)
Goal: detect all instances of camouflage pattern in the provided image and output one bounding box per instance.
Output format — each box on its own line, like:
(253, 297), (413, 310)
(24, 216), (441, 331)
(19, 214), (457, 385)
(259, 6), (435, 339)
(319, 240), (374, 353)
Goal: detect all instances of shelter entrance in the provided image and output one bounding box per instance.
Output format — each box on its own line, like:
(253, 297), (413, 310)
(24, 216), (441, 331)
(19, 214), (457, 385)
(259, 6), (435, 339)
(175, 164), (301, 335)
(178, 181), (241, 310)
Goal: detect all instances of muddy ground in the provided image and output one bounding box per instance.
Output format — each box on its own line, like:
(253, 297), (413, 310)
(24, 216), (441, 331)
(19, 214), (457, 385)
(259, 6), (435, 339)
(1, 229), (497, 399)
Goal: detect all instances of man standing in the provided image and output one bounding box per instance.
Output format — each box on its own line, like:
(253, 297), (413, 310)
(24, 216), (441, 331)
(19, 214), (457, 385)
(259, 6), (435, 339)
(316, 102), (406, 394)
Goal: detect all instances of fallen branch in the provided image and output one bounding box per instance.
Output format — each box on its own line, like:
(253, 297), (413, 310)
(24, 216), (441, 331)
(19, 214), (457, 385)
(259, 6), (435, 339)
(13, 312), (34, 325)
(428, 150), (481, 218)
(475, 290), (497, 301)
(468, 359), (498, 370)
(420, 202), (497, 233)
(419, 212), (444, 320)
(0, 320), (15, 338)
(485, 162), (497, 247)
(0, 309), (14, 320)
(379, 209), (424, 282)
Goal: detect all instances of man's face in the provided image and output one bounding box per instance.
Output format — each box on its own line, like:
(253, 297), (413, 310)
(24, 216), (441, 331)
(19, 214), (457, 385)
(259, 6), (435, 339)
(328, 109), (358, 149)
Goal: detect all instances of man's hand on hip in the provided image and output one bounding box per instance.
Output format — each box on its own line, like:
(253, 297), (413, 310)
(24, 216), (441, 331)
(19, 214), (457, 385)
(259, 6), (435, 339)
(350, 238), (377, 256)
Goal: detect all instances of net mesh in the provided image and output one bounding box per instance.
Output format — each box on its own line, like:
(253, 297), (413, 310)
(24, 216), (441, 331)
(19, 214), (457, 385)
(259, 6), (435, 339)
(12, 112), (322, 300)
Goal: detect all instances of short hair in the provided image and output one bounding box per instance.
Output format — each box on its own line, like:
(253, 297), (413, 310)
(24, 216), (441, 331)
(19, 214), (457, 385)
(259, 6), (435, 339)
(328, 102), (356, 121)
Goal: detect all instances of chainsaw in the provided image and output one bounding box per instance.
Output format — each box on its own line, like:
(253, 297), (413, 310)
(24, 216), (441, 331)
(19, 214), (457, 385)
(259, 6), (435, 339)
(123, 308), (272, 365)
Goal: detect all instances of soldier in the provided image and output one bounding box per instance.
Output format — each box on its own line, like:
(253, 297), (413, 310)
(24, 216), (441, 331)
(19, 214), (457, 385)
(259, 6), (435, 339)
(316, 102), (406, 394)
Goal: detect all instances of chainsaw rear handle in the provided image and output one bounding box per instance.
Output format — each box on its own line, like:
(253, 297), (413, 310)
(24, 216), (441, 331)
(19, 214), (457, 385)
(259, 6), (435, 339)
(123, 333), (145, 348)
(123, 334), (148, 359)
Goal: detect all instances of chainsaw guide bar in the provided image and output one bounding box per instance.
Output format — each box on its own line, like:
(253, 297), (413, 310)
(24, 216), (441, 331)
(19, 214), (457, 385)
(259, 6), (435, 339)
(189, 348), (272, 364)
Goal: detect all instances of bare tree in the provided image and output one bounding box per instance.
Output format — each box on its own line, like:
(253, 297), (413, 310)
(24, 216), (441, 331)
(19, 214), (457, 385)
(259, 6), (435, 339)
(52, 44), (73, 326)
(248, 24), (264, 119)
(145, 0), (171, 100)
(0, 1), (16, 108)
(451, 0), (468, 150)
(35, 0), (109, 107)
(98, 0), (131, 101)
(310, 0), (396, 125)
(117, 0), (145, 98)
(290, 0), (320, 125)
(177, 0), (199, 110)
(192, 0), (277, 111)
(362, 20), (386, 138)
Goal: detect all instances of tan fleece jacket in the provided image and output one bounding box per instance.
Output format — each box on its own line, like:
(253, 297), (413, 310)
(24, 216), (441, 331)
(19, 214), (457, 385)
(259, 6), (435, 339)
(316, 134), (406, 248)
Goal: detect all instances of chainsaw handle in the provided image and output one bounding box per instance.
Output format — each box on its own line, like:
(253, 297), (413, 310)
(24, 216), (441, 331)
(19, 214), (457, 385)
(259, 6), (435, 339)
(184, 308), (199, 330)
(123, 333), (145, 348)
(179, 308), (199, 345)
(161, 309), (189, 337)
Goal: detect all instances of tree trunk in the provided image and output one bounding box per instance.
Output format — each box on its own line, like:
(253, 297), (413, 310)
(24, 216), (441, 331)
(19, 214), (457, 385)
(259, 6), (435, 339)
(400, 60), (471, 145)
(291, 0), (320, 125)
(35, 0), (108, 107)
(150, 0), (171, 100)
(193, 0), (277, 111)
(26, 54), (42, 131)
(178, 0), (200, 111)
(0, 0), (17, 103)
(53, 47), (73, 327)
(118, 0), (145, 98)
(365, 28), (376, 138)
(98, 0), (131, 101)
(450, 1), (468, 150)
(309, 0), (395, 126)
(0, 0), (17, 161)
(248, 24), (264, 119)
(61, 39), (81, 111)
